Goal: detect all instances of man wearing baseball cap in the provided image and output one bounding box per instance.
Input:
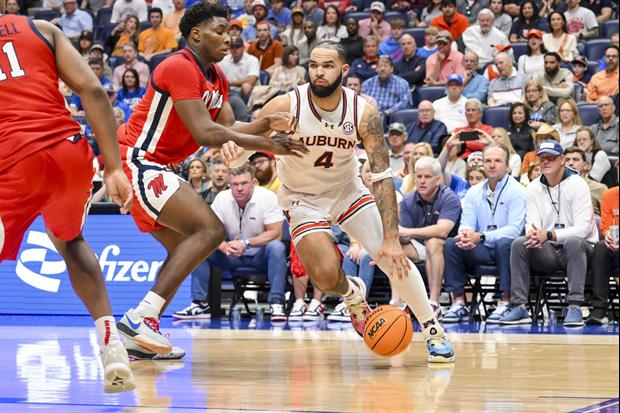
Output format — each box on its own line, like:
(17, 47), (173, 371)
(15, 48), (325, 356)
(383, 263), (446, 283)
(424, 30), (465, 85)
(249, 151), (282, 193)
(432, 74), (468, 132)
(387, 123), (408, 171)
(358, 1), (392, 42)
(498, 140), (598, 326)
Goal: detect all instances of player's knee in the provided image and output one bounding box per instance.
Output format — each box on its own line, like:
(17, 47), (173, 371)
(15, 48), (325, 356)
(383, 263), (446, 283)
(195, 221), (226, 250)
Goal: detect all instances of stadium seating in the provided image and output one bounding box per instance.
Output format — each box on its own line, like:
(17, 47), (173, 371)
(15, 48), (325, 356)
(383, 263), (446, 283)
(94, 22), (116, 43)
(34, 9), (60, 21)
(384, 11), (409, 25)
(416, 86), (446, 103)
(577, 103), (600, 125)
(603, 19), (619, 38)
(390, 109), (418, 137)
(585, 39), (610, 62)
(403, 28), (426, 48)
(482, 106), (511, 129)
(511, 42), (527, 62)
(343, 11), (369, 22)
(149, 53), (171, 71)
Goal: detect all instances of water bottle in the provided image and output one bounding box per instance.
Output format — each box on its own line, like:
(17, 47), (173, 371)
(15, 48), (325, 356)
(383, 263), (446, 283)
(255, 306), (264, 320)
(231, 306), (241, 325)
(548, 309), (557, 325)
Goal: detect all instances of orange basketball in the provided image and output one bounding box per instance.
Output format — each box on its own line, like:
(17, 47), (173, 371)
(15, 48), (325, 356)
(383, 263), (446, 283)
(363, 305), (413, 357)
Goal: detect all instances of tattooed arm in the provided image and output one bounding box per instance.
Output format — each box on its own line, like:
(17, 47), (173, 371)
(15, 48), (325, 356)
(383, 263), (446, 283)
(359, 104), (411, 279)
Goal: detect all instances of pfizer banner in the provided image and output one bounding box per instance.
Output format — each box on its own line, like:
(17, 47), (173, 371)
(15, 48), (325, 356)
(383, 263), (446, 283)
(0, 215), (191, 316)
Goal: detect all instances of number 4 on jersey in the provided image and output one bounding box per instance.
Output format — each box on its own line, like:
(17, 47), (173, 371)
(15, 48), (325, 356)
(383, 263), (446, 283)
(0, 42), (26, 81)
(314, 151), (334, 168)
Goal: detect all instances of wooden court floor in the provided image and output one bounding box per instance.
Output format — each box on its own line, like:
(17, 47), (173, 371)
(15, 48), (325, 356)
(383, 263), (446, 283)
(0, 319), (617, 413)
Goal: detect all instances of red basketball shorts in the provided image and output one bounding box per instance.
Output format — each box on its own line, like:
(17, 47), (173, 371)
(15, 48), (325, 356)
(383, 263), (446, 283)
(0, 138), (94, 262)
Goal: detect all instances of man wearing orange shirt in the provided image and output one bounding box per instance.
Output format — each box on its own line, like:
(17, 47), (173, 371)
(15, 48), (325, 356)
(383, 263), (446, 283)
(138, 8), (178, 62)
(587, 181), (619, 325)
(586, 45), (619, 102)
(247, 20), (284, 73)
(162, 0), (185, 39)
(430, 0), (469, 41)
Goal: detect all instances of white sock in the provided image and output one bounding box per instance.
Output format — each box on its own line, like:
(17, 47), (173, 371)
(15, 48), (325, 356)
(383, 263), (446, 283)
(135, 291), (166, 318)
(380, 259), (436, 326)
(95, 316), (120, 348)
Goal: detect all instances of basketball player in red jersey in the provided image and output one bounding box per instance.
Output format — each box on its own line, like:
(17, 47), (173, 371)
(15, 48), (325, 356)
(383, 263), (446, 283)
(0, 12), (136, 391)
(115, 2), (307, 357)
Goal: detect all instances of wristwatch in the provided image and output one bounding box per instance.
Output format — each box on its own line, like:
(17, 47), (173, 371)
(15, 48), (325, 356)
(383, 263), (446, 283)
(479, 233), (486, 244)
(242, 239), (251, 249)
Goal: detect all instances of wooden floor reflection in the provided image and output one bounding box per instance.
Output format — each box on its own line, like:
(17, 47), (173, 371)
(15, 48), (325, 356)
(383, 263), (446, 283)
(0, 323), (618, 412)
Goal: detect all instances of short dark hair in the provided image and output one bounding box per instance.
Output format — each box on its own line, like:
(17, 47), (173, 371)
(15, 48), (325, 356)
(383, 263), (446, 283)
(483, 142), (510, 164)
(180, 2), (229, 39)
(313, 40), (348, 63)
(564, 146), (587, 162)
(346, 73), (362, 82)
(230, 163), (256, 178)
(441, 0), (457, 7)
(88, 57), (104, 67)
(544, 51), (562, 63)
(149, 7), (163, 18)
(606, 45), (620, 56)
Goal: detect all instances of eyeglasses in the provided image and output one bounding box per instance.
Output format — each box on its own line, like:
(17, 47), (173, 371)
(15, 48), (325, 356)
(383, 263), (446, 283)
(539, 154), (559, 162)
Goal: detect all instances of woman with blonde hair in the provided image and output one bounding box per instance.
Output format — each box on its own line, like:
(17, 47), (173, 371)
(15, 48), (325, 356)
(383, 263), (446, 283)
(400, 142), (434, 195)
(491, 127), (522, 177)
(523, 80), (557, 129)
(553, 98), (582, 148)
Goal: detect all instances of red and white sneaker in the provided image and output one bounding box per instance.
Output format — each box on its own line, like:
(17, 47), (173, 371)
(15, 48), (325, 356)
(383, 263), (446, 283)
(302, 299), (324, 321)
(344, 276), (371, 337)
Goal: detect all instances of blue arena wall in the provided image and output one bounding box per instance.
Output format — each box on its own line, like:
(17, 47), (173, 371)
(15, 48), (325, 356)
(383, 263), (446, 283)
(0, 215), (191, 316)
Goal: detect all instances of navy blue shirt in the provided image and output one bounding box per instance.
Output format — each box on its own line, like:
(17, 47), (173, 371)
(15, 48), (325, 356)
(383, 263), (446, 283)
(408, 119), (448, 155)
(399, 186), (462, 242)
(348, 57), (378, 82)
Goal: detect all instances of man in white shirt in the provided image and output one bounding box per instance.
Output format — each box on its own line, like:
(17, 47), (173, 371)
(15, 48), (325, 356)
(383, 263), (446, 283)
(564, 0), (599, 41)
(110, 0), (148, 23)
(433, 74), (468, 132)
(462, 9), (510, 68)
(487, 52), (528, 107)
(220, 36), (260, 120)
(173, 164), (288, 321)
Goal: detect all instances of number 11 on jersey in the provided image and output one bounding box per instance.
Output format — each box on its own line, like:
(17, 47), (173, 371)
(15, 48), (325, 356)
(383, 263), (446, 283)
(0, 42), (26, 81)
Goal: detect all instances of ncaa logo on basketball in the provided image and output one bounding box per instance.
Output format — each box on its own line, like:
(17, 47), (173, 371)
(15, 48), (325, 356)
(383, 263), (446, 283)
(342, 121), (354, 135)
(367, 317), (386, 339)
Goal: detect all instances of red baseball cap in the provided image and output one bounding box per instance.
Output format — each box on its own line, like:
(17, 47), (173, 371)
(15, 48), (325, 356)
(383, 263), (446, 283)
(527, 29), (543, 39)
(249, 151), (275, 161)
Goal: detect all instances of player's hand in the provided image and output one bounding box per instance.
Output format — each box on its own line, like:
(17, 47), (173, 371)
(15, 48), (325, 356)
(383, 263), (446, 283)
(375, 237), (410, 280)
(220, 140), (245, 166)
(266, 112), (298, 134)
(268, 134), (309, 157)
(104, 169), (133, 214)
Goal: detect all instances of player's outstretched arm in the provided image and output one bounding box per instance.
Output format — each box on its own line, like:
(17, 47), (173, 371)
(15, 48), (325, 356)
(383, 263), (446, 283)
(358, 104), (410, 279)
(174, 98), (307, 157)
(216, 98), (297, 136)
(35, 20), (133, 213)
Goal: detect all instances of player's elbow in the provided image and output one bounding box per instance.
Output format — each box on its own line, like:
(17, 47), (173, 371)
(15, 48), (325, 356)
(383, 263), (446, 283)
(78, 82), (108, 103)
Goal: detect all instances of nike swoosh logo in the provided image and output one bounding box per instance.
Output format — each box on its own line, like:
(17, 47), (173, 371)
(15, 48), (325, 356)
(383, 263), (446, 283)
(126, 317), (141, 330)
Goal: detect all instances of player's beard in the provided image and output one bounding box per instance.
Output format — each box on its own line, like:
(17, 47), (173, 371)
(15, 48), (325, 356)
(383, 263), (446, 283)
(310, 73), (343, 98)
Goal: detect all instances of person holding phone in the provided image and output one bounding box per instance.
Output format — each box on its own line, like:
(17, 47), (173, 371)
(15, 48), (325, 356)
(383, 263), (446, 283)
(451, 99), (494, 159)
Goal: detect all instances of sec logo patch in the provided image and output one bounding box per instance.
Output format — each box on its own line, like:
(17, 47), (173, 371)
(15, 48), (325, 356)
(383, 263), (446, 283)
(343, 121), (354, 135)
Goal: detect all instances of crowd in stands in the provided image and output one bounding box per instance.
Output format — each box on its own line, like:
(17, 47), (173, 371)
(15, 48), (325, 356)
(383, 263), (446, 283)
(13, 0), (619, 325)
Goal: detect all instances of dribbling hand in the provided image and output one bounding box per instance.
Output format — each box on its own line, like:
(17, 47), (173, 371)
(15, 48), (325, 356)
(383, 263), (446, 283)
(104, 169), (133, 214)
(375, 238), (411, 280)
(266, 113), (298, 134)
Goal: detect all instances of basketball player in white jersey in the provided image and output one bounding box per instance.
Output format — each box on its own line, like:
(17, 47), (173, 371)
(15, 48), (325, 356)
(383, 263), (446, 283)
(229, 42), (454, 362)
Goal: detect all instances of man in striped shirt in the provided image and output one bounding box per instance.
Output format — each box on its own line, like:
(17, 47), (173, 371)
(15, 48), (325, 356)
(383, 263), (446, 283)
(361, 56), (412, 121)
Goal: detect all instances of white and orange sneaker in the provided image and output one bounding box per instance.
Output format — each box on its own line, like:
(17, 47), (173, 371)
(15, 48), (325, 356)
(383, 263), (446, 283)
(117, 308), (172, 354)
(344, 276), (371, 337)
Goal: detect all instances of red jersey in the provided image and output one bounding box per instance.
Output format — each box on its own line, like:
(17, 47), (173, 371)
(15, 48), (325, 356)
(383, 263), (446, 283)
(0, 15), (82, 173)
(119, 48), (229, 165)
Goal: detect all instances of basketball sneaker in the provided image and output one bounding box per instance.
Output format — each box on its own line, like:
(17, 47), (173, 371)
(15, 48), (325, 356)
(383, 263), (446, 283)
(172, 302), (210, 320)
(125, 339), (186, 361)
(344, 276), (371, 337)
(563, 305), (584, 327)
(269, 304), (287, 322)
(327, 302), (351, 322)
(303, 299), (324, 321)
(486, 301), (509, 324)
(101, 341), (136, 393)
(422, 322), (455, 363)
(442, 301), (469, 323)
(288, 299), (307, 321)
(117, 308), (172, 354)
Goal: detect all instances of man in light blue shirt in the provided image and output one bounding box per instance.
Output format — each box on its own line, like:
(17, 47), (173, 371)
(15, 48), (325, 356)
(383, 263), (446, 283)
(443, 143), (526, 323)
(59, 0), (93, 40)
(462, 51), (489, 103)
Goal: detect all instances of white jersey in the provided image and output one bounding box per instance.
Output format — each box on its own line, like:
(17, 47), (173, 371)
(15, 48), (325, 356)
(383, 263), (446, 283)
(277, 83), (367, 195)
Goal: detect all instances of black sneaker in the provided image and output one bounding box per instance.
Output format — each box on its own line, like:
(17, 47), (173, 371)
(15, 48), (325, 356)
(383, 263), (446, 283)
(172, 302), (210, 319)
(585, 309), (609, 325)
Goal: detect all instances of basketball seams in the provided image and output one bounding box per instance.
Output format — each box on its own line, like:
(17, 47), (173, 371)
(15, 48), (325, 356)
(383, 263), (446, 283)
(369, 313), (405, 351)
(386, 318), (412, 356)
